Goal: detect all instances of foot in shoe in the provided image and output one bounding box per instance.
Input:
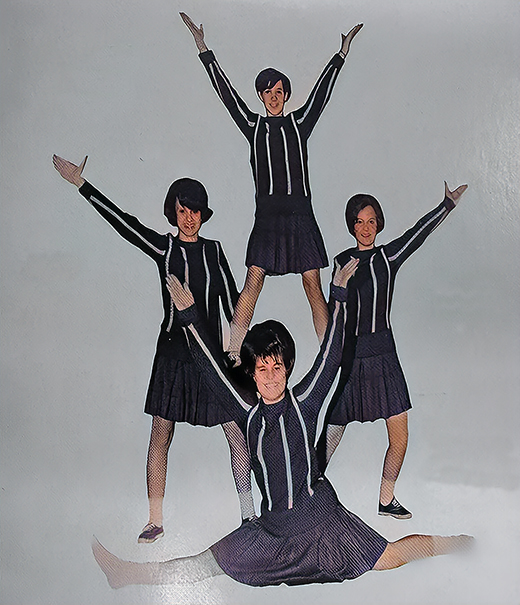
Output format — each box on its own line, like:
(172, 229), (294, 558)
(378, 497), (412, 519)
(138, 523), (164, 543)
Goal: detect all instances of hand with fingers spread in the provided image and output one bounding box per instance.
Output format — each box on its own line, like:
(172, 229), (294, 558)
(166, 274), (195, 311)
(340, 23), (363, 58)
(180, 12), (208, 53)
(444, 181), (468, 206)
(53, 154), (87, 188)
(332, 257), (359, 288)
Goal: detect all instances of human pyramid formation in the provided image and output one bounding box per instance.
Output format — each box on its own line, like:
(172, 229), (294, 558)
(53, 11), (471, 590)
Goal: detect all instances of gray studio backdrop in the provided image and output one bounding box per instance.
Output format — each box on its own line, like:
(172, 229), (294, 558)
(1, 0), (519, 603)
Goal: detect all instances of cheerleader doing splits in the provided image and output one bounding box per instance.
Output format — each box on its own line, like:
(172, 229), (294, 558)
(53, 155), (254, 543)
(318, 181), (468, 519)
(92, 264), (472, 590)
(181, 12), (363, 356)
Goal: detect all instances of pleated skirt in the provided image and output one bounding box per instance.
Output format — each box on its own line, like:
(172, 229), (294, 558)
(328, 330), (412, 425)
(144, 354), (232, 426)
(245, 213), (328, 276)
(210, 501), (388, 586)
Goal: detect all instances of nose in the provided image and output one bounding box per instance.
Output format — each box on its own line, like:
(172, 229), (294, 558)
(265, 367), (277, 381)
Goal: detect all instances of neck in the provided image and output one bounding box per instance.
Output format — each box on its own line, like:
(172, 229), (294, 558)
(178, 233), (199, 243)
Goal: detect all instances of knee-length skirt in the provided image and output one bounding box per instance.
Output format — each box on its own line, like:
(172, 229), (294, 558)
(210, 501), (388, 586)
(328, 329), (412, 425)
(144, 353), (232, 426)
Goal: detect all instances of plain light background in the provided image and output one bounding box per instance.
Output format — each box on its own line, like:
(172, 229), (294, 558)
(1, 0), (519, 603)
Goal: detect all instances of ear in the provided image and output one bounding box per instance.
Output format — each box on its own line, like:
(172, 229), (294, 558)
(284, 92), (289, 102)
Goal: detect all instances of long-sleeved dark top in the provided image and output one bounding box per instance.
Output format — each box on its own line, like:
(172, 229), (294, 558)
(79, 181), (239, 359)
(333, 197), (456, 339)
(177, 284), (349, 532)
(199, 50), (345, 218)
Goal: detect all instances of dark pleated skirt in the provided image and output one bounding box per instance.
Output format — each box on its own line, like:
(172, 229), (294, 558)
(144, 354), (232, 426)
(210, 502), (388, 586)
(328, 330), (412, 425)
(245, 213), (328, 275)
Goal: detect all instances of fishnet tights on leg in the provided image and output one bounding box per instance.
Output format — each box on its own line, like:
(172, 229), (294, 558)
(146, 416), (175, 526)
(222, 421), (255, 519)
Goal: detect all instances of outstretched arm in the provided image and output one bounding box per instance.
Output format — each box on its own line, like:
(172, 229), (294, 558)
(166, 275), (255, 418)
(293, 258), (358, 423)
(293, 23), (363, 136)
(339, 23), (363, 58)
(53, 154), (87, 188)
(53, 154), (166, 258)
(180, 12), (208, 53)
(384, 182), (469, 270)
(180, 14), (257, 139)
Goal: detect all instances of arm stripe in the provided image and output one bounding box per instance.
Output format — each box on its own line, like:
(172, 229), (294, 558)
(297, 301), (340, 401)
(387, 206), (448, 262)
(187, 324), (251, 411)
(89, 194), (165, 256)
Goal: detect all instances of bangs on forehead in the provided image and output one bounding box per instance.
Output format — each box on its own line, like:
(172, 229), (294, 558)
(257, 353), (284, 365)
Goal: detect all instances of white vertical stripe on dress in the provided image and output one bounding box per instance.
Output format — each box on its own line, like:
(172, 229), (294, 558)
(216, 243), (234, 316)
(279, 415), (294, 509)
(202, 243), (210, 317)
(246, 403), (260, 453)
(291, 114), (308, 197)
(257, 417), (273, 510)
(290, 393), (314, 496)
(166, 235), (175, 332)
(356, 288), (361, 336)
(253, 119), (260, 189)
(369, 253), (377, 333)
(381, 248), (391, 330)
(265, 123), (273, 195)
(180, 246), (189, 285)
(280, 126), (292, 194)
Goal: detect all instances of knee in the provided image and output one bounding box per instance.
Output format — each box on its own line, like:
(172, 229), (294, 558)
(244, 266), (265, 290)
(301, 269), (322, 290)
(150, 417), (174, 448)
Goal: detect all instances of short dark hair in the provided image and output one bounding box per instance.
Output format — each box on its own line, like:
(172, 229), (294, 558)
(255, 68), (292, 100)
(345, 194), (385, 236)
(240, 320), (296, 381)
(163, 178), (213, 227)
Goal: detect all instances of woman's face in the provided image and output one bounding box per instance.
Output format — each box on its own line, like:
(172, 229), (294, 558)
(175, 200), (202, 242)
(259, 80), (288, 116)
(253, 355), (287, 404)
(354, 205), (378, 250)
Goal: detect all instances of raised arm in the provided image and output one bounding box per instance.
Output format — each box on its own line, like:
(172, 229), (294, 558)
(293, 24), (363, 137)
(167, 275), (254, 422)
(53, 154), (166, 259)
(180, 13), (257, 139)
(384, 182), (469, 270)
(292, 258), (358, 422)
